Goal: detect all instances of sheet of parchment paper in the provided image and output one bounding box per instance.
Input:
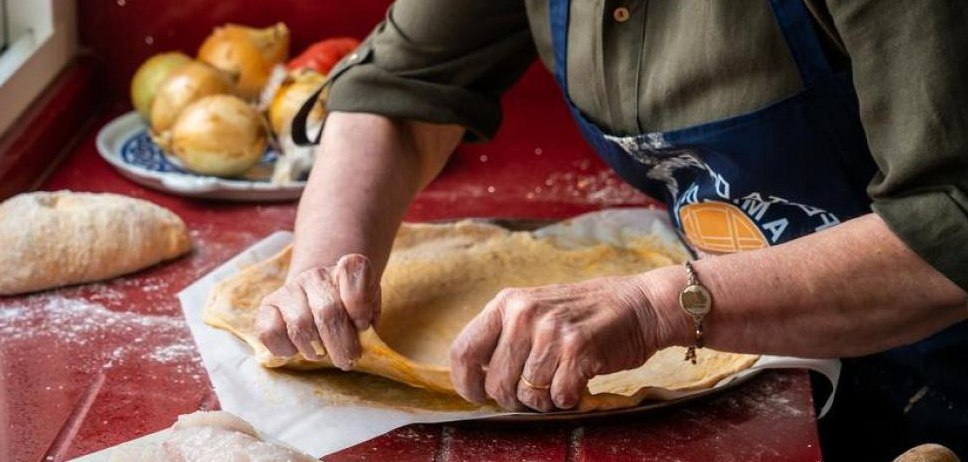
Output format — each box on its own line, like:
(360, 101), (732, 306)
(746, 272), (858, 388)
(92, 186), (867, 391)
(177, 208), (839, 457)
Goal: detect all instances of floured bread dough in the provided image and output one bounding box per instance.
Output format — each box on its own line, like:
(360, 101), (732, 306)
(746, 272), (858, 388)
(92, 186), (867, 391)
(0, 191), (192, 295)
(109, 411), (316, 462)
(204, 221), (758, 411)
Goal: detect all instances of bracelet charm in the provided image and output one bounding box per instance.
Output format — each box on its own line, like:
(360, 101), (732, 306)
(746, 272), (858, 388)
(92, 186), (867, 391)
(679, 261), (711, 364)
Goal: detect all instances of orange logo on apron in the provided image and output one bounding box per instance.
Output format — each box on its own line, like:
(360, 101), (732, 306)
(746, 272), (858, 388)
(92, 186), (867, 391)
(679, 202), (768, 255)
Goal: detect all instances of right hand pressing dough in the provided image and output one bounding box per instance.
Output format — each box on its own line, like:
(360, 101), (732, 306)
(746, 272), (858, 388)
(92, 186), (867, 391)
(0, 191), (192, 295)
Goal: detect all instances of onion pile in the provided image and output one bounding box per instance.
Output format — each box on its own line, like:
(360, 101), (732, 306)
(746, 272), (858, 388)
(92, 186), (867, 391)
(127, 23), (361, 181)
(170, 95), (268, 177)
(198, 23), (290, 101)
(130, 52), (192, 120)
(268, 69), (326, 136)
(150, 61), (235, 136)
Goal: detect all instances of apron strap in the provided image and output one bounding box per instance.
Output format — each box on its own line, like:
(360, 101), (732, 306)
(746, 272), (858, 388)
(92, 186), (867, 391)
(291, 82), (329, 146)
(290, 44), (364, 146)
(767, 0), (835, 86)
(548, 0), (572, 91)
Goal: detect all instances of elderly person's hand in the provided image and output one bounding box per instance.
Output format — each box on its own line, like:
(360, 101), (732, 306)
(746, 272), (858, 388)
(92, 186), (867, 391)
(255, 254), (381, 370)
(449, 275), (676, 412)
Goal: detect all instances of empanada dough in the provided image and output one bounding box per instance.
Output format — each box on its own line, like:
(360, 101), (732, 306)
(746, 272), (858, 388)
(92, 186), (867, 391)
(109, 411), (317, 462)
(204, 221), (758, 411)
(0, 191), (191, 295)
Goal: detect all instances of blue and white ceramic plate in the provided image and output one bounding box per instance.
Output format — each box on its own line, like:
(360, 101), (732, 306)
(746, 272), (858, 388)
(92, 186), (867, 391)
(96, 112), (306, 201)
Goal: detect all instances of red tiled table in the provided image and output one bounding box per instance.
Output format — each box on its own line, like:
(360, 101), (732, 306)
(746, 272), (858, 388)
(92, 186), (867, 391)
(2, 0), (827, 454)
(1, 61), (822, 461)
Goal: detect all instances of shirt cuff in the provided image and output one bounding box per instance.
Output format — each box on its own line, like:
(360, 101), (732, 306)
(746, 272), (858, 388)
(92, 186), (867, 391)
(872, 189), (968, 291)
(325, 47), (502, 142)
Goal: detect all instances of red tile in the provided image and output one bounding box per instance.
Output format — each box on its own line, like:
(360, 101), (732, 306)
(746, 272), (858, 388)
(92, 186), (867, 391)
(326, 424), (439, 462)
(575, 371), (821, 462)
(441, 423), (570, 462)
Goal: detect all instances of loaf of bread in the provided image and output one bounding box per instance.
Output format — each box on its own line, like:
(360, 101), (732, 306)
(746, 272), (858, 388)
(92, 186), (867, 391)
(0, 191), (192, 295)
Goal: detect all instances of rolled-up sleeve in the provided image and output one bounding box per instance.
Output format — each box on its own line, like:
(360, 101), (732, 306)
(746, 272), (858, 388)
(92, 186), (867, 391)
(828, 0), (968, 289)
(325, 0), (537, 141)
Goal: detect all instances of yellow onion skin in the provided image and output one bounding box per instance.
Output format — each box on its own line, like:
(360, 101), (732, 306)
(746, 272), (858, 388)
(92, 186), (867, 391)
(197, 23), (290, 101)
(268, 69), (326, 136)
(130, 52), (192, 120)
(150, 61), (234, 135)
(170, 95), (268, 177)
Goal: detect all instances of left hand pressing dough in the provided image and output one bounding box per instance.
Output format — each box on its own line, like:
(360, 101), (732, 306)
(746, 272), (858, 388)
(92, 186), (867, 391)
(0, 191), (192, 295)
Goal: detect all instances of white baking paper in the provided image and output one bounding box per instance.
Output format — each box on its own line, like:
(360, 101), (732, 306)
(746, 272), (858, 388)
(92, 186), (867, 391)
(177, 208), (840, 457)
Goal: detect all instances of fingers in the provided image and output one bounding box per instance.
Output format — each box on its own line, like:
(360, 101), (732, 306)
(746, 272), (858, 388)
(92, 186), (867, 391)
(516, 318), (561, 412)
(255, 255), (380, 369)
(298, 268), (362, 370)
(450, 295), (505, 404)
(335, 254), (380, 330)
(484, 320), (532, 412)
(256, 303), (298, 357)
(550, 337), (598, 410)
(269, 287), (325, 361)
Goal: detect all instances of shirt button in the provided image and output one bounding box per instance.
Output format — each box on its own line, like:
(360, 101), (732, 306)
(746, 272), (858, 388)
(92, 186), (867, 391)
(613, 6), (631, 23)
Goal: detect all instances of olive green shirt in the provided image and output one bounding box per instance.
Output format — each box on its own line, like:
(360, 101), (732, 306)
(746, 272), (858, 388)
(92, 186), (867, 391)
(326, 0), (968, 290)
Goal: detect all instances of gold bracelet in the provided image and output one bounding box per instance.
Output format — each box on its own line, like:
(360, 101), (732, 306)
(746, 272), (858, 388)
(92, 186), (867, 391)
(679, 261), (712, 364)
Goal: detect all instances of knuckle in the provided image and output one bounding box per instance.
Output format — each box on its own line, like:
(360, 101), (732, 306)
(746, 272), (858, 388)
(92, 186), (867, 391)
(536, 315), (561, 336)
(319, 302), (346, 328)
(294, 311), (315, 329)
(496, 287), (518, 301)
(485, 377), (512, 401)
(340, 253), (369, 273)
(285, 323), (306, 342)
(255, 306), (275, 327)
(502, 296), (538, 323)
(450, 342), (471, 366)
(579, 357), (604, 378)
(296, 267), (328, 286)
(261, 291), (284, 306)
(341, 291), (366, 310)
(561, 332), (589, 356)
(257, 326), (283, 345)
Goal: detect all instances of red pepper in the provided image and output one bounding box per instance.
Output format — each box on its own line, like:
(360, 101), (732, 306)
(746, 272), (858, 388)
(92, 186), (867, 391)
(286, 37), (361, 75)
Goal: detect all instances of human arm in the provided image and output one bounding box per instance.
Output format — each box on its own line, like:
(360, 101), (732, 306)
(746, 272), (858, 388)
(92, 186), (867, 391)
(256, 112), (463, 368)
(450, 213), (967, 411)
(255, 0), (536, 367)
(450, 0), (968, 413)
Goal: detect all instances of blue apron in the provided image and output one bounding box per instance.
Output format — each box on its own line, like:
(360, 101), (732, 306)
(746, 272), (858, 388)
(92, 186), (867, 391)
(548, 0), (968, 457)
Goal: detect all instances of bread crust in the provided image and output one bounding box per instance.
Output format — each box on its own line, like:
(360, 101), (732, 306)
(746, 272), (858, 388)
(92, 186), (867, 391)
(0, 191), (192, 295)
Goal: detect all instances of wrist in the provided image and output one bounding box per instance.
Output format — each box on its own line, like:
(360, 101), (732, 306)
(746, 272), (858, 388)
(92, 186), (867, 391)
(633, 265), (695, 349)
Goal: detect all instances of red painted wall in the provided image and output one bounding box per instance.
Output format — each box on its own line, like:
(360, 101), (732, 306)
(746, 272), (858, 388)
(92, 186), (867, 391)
(78, 0), (394, 100)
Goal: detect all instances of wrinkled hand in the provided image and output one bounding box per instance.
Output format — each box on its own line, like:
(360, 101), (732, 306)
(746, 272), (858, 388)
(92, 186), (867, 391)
(256, 254), (381, 369)
(449, 275), (665, 412)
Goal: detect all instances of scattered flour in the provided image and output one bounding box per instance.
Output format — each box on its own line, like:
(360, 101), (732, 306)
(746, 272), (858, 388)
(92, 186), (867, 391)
(528, 170), (652, 206)
(0, 293), (199, 369)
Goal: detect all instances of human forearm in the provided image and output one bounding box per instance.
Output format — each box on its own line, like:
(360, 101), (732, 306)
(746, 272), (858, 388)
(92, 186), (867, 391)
(257, 112), (463, 367)
(288, 112), (463, 281)
(643, 213), (968, 358)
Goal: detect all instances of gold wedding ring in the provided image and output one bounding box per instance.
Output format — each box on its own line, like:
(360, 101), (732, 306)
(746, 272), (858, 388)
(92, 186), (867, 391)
(521, 375), (551, 391)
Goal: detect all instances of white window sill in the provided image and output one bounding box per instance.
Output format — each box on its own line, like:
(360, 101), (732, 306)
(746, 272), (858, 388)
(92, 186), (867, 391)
(0, 0), (77, 138)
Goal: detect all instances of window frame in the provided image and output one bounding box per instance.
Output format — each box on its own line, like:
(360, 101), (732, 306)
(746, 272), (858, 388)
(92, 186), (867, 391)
(0, 0), (77, 138)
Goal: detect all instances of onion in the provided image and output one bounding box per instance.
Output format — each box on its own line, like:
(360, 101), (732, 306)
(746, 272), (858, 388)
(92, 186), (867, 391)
(197, 23), (290, 101)
(150, 61), (234, 136)
(130, 52), (192, 120)
(268, 69), (326, 136)
(169, 95), (268, 177)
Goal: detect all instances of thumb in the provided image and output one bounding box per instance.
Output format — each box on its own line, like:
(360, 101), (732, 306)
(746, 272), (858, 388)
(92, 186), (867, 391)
(335, 254), (380, 330)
